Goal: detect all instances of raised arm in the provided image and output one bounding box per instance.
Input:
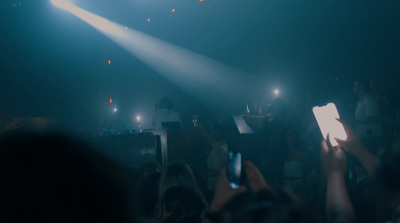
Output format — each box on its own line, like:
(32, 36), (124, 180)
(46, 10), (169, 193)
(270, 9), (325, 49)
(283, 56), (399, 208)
(322, 136), (356, 223)
(202, 168), (246, 223)
(335, 118), (377, 176)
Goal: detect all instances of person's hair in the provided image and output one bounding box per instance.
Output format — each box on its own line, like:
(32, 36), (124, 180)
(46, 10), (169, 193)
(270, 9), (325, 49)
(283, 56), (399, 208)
(137, 171), (162, 218)
(0, 132), (137, 222)
(159, 162), (207, 206)
(229, 189), (316, 223)
(161, 186), (206, 223)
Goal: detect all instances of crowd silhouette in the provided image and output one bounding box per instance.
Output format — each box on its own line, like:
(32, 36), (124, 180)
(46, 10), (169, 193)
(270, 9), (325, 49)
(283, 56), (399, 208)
(1, 78), (400, 223)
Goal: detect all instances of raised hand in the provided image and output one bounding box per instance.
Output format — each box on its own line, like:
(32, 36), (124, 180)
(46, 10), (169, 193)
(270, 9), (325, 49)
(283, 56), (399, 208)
(321, 135), (347, 177)
(244, 161), (269, 192)
(334, 119), (377, 175)
(334, 118), (365, 156)
(322, 135), (356, 223)
(209, 168), (247, 213)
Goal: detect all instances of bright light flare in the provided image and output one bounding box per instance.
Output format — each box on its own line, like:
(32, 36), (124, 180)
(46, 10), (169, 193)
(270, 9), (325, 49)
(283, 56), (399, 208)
(52, 2), (253, 116)
(274, 89), (280, 96)
(136, 116), (141, 122)
(51, 0), (74, 10)
(51, 0), (122, 35)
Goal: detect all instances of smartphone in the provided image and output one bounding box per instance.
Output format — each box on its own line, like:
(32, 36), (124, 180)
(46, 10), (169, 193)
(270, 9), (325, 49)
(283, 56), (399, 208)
(312, 103), (347, 147)
(227, 151), (242, 189)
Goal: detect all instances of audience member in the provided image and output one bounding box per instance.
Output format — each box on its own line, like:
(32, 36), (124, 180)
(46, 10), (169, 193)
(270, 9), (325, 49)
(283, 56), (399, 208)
(374, 135), (400, 223)
(158, 162), (208, 207)
(229, 189), (317, 223)
(262, 97), (291, 183)
(3, 78), (400, 223)
(203, 161), (316, 223)
(152, 97), (181, 130)
(136, 171), (162, 219)
(196, 122), (229, 193)
(353, 79), (382, 151)
(275, 127), (312, 202)
(160, 187), (206, 223)
(321, 134), (356, 223)
(0, 132), (138, 222)
(347, 157), (378, 223)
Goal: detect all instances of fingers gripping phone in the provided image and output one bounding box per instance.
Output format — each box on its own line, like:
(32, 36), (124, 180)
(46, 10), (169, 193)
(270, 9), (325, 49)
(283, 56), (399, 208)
(313, 103), (347, 147)
(227, 151), (242, 189)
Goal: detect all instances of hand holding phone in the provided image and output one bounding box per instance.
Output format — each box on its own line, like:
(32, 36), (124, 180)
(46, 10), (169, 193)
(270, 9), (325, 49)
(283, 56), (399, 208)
(210, 167), (247, 213)
(313, 103), (347, 147)
(244, 161), (269, 192)
(227, 151), (242, 189)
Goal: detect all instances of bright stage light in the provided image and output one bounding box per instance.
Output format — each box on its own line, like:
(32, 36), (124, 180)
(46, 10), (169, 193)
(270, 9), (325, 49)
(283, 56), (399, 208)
(51, 0), (74, 10)
(274, 89), (279, 96)
(51, 0), (122, 35)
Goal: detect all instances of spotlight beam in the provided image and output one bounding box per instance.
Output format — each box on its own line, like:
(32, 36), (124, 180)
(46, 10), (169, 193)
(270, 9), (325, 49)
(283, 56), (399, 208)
(51, 0), (122, 35)
(51, 0), (74, 10)
(52, 1), (254, 114)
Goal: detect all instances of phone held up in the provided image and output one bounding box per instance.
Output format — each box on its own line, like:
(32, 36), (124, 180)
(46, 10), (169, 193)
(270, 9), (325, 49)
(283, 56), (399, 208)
(227, 151), (243, 189)
(312, 103), (347, 147)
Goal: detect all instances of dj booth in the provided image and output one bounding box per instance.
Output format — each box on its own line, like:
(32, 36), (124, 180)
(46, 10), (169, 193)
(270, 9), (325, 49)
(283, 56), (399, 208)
(87, 129), (207, 170)
(87, 115), (266, 170)
(16, 116), (265, 171)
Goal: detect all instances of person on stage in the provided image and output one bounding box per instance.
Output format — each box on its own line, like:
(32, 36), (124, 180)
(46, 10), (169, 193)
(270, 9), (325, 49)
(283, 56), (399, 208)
(152, 97), (181, 130)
